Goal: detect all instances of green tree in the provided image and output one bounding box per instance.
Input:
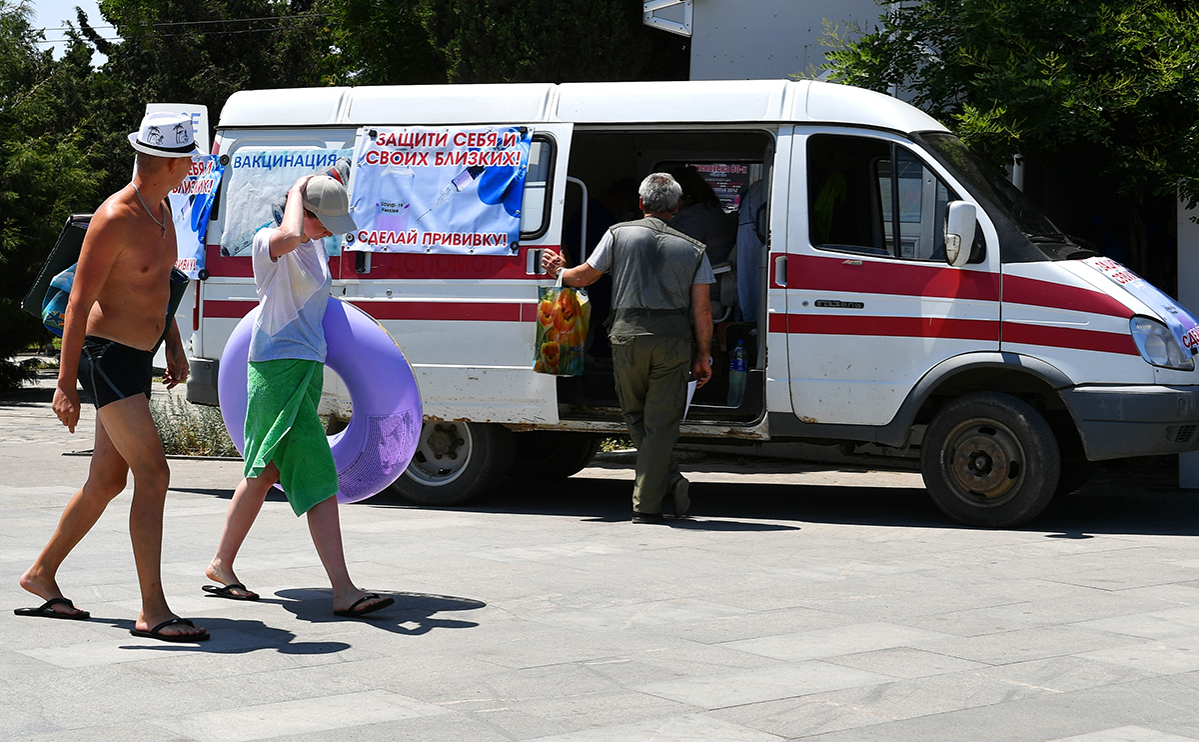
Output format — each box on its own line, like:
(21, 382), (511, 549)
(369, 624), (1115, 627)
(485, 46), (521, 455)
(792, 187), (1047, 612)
(0, 1), (112, 387)
(326, 0), (689, 85)
(87, 0), (336, 152)
(821, 0), (1199, 286)
(326, 0), (446, 85)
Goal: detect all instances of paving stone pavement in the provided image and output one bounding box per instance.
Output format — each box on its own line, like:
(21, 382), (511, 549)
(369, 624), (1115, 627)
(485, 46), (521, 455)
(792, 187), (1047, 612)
(3, 369), (1199, 741)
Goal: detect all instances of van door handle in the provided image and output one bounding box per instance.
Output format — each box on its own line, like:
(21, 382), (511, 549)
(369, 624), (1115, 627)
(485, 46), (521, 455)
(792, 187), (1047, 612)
(527, 248), (547, 275)
(774, 255), (787, 287)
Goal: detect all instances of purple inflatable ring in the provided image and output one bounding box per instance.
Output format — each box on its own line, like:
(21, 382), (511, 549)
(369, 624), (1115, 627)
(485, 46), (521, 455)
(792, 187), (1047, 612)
(218, 296), (422, 504)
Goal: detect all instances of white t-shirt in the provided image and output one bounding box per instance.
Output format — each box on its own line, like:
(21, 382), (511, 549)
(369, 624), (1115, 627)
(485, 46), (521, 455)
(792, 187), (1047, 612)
(248, 228), (331, 363)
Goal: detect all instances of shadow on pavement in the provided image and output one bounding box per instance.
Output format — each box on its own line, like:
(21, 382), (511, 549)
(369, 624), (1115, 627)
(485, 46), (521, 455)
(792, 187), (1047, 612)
(271, 588), (485, 635)
(365, 458), (1199, 538)
(89, 616), (353, 654)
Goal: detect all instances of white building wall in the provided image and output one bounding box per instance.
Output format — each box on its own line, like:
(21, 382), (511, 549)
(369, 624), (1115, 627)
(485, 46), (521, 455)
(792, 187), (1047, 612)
(688, 0), (882, 81)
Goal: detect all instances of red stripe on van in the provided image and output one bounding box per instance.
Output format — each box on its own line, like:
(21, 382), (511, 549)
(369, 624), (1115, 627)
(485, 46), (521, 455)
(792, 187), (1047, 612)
(1002, 323), (1139, 355)
(203, 298), (531, 322)
(774, 312), (1136, 355)
(203, 244), (549, 280)
(347, 249), (545, 280)
(350, 301), (526, 322)
(789, 254), (1001, 301)
(781, 314), (1000, 341)
(204, 300), (257, 319)
(1003, 275), (1133, 318)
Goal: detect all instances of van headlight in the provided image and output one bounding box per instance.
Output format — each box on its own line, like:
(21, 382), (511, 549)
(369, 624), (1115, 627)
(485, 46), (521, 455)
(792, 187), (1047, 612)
(1130, 316), (1195, 370)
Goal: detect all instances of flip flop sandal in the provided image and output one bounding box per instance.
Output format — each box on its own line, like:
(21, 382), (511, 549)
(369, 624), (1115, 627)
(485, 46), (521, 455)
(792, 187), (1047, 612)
(129, 617), (209, 643)
(202, 583), (260, 601)
(333, 594), (395, 618)
(14, 597), (90, 620)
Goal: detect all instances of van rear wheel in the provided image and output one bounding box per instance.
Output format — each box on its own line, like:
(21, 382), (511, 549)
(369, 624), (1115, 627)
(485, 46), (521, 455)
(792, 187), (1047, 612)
(921, 392), (1060, 528)
(389, 421), (513, 506)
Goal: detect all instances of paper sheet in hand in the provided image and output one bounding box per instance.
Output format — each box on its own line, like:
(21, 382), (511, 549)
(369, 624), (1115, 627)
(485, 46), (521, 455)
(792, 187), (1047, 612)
(684, 380), (698, 419)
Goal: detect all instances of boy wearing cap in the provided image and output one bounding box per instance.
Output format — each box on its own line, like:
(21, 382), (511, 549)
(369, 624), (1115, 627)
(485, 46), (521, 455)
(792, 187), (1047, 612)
(203, 174), (393, 619)
(16, 111), (209, 641)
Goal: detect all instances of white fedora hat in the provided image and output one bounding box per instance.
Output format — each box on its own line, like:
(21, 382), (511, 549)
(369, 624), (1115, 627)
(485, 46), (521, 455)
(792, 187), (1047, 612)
(128, 111), (199, 158)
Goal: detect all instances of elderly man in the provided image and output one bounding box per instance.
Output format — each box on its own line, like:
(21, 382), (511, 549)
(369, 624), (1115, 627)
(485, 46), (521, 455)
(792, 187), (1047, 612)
(543, 172), (714, 522)
(16, 111), (208, 641)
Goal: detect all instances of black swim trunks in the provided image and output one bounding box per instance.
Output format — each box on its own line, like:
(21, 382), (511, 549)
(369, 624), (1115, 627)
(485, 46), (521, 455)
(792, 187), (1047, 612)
(77, 336), (153, 409)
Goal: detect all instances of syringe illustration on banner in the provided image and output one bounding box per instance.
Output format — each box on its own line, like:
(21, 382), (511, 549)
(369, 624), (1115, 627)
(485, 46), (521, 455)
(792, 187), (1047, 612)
(415, 165), (486, 223)
(413, 131), (529, 225)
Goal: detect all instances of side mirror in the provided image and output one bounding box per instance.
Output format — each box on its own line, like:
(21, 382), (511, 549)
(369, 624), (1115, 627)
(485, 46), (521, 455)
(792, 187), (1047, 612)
(944, 201), (977, 267)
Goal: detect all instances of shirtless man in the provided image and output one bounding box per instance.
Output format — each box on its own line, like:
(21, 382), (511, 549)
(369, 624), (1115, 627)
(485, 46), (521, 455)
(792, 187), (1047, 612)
(15, 112), (208, 642)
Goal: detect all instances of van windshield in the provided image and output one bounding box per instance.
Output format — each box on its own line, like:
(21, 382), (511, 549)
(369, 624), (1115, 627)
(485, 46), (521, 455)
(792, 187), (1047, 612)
(916, 132), (1096, 261)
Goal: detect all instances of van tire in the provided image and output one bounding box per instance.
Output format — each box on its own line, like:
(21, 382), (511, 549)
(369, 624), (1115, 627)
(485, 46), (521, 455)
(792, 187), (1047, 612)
(508, 433), (601, 481)
(389, 421), (514, 506)
(1055, 460), (1094, 497)
(921, 392), (1060, 528)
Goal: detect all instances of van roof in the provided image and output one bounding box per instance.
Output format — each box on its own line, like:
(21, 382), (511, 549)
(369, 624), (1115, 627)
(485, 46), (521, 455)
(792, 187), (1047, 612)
(218, 80), (947, 135)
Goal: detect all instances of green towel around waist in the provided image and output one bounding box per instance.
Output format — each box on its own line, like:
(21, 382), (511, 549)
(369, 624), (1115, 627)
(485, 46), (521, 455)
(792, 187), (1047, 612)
(244, 359), (338, 516)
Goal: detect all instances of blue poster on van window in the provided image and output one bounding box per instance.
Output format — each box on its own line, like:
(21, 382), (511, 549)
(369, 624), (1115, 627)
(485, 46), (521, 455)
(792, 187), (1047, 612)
(345, 126), (532, 255)
(220, 149), (354, 258)
(1084, 257), (1199, 354)
(168, 155), (224, 279)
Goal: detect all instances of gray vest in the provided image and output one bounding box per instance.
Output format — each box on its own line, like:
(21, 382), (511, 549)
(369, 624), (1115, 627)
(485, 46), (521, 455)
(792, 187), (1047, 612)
(608, 217), (705, 339)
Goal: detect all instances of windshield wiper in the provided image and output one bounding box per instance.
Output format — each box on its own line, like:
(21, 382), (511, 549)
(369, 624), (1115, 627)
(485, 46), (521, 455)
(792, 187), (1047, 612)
(1024, 232), (1072, 243)
(1022, 232), (1100, 260)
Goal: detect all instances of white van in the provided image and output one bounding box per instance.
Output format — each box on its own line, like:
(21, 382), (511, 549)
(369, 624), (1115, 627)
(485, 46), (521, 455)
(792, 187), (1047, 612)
(185, 79), (1199, 527)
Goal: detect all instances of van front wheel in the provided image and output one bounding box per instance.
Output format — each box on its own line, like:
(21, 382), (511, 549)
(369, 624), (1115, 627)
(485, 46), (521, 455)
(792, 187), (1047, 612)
(921, 392), (1060, 528)
(389, 421), (514, 506)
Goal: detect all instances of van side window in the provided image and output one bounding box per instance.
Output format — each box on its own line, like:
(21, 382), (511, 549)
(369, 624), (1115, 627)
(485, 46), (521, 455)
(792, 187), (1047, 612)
(519, 137), (553, 238)
(808, 134), (957, 261)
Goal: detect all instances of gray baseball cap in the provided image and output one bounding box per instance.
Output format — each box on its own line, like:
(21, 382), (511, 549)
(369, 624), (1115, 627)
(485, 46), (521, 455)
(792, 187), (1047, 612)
(302, 175), (357, 234)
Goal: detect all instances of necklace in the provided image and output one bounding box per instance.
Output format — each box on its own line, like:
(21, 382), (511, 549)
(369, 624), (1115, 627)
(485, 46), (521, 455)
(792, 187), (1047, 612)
(132, 183), (166, 237)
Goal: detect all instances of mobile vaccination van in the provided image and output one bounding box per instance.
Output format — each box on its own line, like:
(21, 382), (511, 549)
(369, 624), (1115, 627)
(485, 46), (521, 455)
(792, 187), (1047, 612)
(185, 79), (1199, 527)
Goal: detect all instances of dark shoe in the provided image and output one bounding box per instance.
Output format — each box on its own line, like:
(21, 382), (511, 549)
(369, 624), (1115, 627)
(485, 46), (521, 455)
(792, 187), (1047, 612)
(668, 476), (691, 518)
(631, 511), (665, 524)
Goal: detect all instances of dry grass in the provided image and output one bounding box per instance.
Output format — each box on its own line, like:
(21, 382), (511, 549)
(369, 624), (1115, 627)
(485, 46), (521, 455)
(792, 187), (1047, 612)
(149, 395), (239, 457)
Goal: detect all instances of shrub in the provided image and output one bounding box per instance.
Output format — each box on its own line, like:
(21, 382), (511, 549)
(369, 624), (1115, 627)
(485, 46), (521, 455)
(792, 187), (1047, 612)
(149, 395), (239, 457)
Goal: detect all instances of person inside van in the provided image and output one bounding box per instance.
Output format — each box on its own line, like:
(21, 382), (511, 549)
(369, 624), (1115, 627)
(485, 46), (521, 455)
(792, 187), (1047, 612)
(669, 166), (737, 320)
(203, 174), (394, 619)
(735, 179), (766, 322)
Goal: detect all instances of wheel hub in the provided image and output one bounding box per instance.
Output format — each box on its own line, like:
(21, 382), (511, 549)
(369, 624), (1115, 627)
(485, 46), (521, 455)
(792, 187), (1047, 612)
(427, 423), (465, 460)
(948, 425), (1021, 501)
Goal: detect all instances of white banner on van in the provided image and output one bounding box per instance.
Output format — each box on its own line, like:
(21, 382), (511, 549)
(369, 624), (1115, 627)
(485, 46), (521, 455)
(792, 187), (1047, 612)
(345, 126), (532, 255)
(220, 149), (353, 258)
(169, 155), (224, 279)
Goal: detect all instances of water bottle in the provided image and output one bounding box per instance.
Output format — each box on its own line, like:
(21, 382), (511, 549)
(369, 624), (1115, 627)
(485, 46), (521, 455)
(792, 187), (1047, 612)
(727, 339), (747, 407)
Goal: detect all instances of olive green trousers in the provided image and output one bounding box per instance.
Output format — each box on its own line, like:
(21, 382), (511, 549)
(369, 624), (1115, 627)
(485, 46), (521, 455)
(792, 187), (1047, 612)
(611, 334), (691, 514)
